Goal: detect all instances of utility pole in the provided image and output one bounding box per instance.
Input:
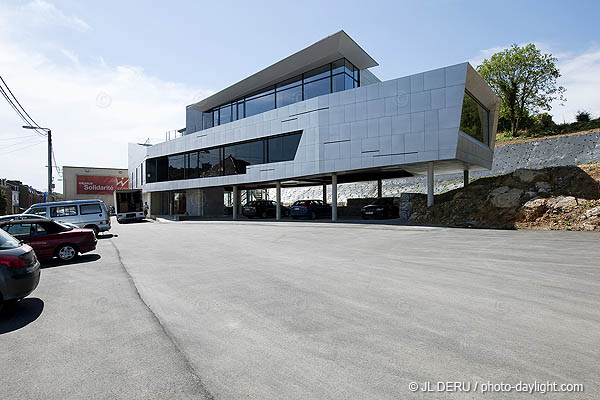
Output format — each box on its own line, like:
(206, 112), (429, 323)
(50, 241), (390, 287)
(22, 125), (52, 200)
(47, 129), (52, 199)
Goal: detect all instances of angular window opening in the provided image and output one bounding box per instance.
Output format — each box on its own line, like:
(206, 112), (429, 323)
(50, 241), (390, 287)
(460, 90), (489, 146)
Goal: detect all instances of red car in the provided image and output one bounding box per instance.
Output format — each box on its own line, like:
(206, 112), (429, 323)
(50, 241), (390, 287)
(0, 218), (97, 262)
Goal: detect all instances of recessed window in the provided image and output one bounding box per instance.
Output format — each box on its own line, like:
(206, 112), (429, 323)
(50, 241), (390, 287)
(460, 91), (489, 145)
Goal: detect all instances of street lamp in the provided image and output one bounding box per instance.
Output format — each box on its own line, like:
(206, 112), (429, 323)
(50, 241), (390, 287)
(22, 125), (52, 199)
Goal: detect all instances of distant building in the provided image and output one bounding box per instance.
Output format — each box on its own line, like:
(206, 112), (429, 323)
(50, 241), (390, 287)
(0, 179), (44, 215)
(62, 166), (129, 208)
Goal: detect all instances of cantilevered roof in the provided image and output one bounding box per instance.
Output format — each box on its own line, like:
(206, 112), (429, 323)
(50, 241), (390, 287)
(188, 30), (378, 112)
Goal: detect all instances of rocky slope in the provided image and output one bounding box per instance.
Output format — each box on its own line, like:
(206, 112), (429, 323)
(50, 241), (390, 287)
(409, 163), (600, 231)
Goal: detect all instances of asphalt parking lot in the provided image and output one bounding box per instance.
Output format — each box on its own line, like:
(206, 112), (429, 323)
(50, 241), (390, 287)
(1, 218), (599, 399)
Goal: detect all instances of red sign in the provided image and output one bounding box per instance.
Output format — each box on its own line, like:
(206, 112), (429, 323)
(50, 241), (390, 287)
(76, 175), (129, 194)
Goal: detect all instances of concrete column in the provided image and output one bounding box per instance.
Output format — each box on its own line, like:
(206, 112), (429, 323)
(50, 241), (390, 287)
(377, 178), (382, 198)
(322, 183), (327, 203)
(232, 186), (238, 220)
(331, 174), (338, 221)
(427, 162), (434, 208)
(275, 181), (281, 221)
(464, 169), (469, 187)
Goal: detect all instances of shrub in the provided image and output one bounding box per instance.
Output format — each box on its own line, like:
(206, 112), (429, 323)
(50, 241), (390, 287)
(575, 110), (591, 122)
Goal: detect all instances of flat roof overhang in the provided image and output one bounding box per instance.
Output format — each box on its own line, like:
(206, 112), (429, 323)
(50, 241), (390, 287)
(188, 30), (378, 113)
(223, 166), (412, 191)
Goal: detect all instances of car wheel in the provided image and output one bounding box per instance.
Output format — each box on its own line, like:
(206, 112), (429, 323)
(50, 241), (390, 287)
(311, 211), (317, 220)
(57, 244), (78, 261)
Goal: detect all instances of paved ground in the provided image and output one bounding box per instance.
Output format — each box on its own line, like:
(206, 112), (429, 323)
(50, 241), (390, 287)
(1, 218), (599, 399)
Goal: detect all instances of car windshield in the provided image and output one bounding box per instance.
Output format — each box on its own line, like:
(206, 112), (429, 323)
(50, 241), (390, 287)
(0, 228), (20, 249)
(293, 200), (312, 206)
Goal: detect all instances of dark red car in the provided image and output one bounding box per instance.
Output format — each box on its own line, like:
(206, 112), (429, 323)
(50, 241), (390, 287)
(0, 218), (97, 262)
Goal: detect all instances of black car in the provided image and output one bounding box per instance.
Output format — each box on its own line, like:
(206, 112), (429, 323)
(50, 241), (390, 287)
(290, 200), (332, 219)
(242, 200), (290, 218)
(361, 197), (399, 219)
(0, 228), (41, 312)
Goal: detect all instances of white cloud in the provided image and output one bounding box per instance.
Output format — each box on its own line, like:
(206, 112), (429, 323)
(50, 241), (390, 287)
(0, 2), (212, 194)
(19, 0), (90, 31)
(471, 43), (600, 123)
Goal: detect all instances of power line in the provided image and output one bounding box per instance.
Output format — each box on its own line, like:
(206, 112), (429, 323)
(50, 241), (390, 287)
(0, 140), (45, 156)
(0, 134), (39, 141)
(0, 76), (46, 137)
(0, 75), (44, 130)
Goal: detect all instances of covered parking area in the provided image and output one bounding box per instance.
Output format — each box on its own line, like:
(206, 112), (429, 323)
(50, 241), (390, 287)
(226, 160), (473, 222)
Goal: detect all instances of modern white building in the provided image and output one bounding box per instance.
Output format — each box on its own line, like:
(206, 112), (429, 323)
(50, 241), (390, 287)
(128, 30), (500, 220)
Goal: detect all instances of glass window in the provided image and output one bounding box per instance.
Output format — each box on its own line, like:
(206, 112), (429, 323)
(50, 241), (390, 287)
(332, 73), (345, 93)
(245, 93), (275, 118)
(304, 77), (331, 100)
(27, 207), (47, 217)
(50, 206), (78, 217)
(186, 152), (199, 179)
(246, 87), (275, 100)
(146, 159), (157, 183)
(332, 59), (345, 75)
(5, 223), (33, 238)
(268, 133), (302, 162)
(237, 102), (244, 120)
(304, 64), (330, 83)
(168, 154), (185, 181)
(80, 204), (102, 215)
(202, 112), (213, 130)
(277, 76), (302, 90)
(276, 85), (303, 108)
(0, 228), (20, 250)
(212, 109), (219, 127)
(223, 140), (264, 175)
(220, 104), (231, 125)
(345, 73), (355, 90)
(232, 102), (238, 121)
(460, 91), (489, 145)
(157, 157), (168, 182)
(198, 148), (222, 177)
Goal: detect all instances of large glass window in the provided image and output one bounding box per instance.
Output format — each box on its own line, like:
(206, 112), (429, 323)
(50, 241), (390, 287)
(146, 131), (302, 181)
(223, 140), (264, 175)
(186, 59), (359, 134)
(245, 93), (275, 118)
(276, 85), (303, 108)
(268, 133), (302, 162)
(460, 91), (489, 145)
(186, 152), (199, 179)
(220, 104), (232, 125)
(304, 77), (330, 100)
(168, 154), (185, 181)
(198, 148), (222, 177)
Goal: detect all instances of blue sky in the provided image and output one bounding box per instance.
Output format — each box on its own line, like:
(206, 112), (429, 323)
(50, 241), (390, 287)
(1, 0), (599, 192)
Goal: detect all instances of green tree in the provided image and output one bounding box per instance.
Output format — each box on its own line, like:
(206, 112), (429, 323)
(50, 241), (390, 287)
(477, 43), (566, 137)
(575, 110), (591, 122)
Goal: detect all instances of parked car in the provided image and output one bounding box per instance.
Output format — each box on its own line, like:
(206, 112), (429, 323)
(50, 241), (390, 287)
(242, 200), (290, 218)
(290, 200), (332, 219)
(0, 214), (52, 223)
(24, 199), (110, 236)
(0, 228), (41, 312)
(0, 219), (97, 262)
(361, 197), (400, 219)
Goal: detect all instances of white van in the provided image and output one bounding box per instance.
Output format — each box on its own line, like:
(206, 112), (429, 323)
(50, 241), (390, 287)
(24, 200), (111, 236)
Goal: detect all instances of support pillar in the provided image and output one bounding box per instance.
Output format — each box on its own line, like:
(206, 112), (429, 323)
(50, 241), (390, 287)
(427, 162), (434, 208)
(322, 183), (327, 203)
(232, 186), (238, 220)
(331, 174), (338, 221)
(377, 178), (382, 198)
(276, 181), (281, 221)
(464, 169), (469, 187)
